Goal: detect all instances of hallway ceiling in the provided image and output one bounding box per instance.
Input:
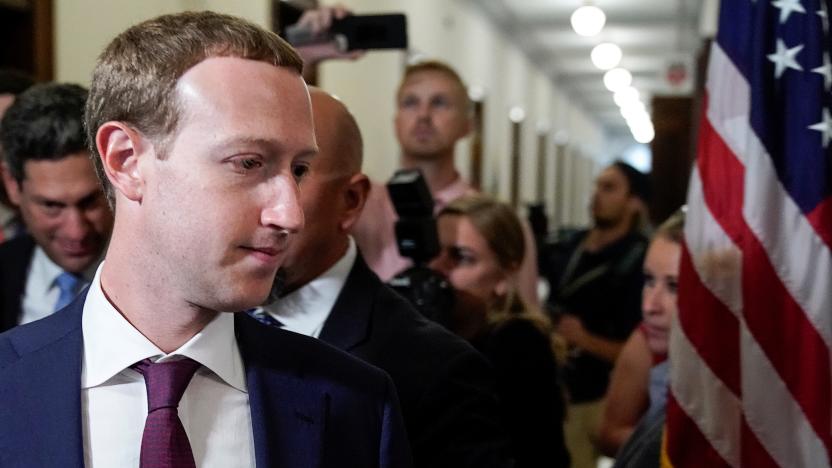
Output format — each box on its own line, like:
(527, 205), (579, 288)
(470, 0), (706, 137)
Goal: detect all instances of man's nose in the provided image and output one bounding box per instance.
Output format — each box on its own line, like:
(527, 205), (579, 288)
(62, 208), (91, 240)
(261, 175), (304, 233)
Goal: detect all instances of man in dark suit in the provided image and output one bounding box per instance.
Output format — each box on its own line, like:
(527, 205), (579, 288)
(257, 88), (512, 467)
(0, 12), (409, 468)
(0, 83), (113, 332)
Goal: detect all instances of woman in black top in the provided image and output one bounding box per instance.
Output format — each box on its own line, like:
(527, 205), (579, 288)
(431, 194), (570, 468)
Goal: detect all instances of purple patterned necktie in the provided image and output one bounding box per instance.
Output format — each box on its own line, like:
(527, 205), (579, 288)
(132, 357), (202, 468)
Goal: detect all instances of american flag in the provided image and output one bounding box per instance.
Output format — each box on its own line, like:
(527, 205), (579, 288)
(665, 0), (832, 466)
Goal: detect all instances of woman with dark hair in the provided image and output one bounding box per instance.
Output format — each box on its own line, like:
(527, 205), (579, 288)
(431, 194), (570, 468)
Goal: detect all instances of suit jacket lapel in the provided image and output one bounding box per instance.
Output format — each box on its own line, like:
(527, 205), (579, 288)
(236, 313), (325, 468)
(318, 256), (379, 351)
(3, 293), (85, 466)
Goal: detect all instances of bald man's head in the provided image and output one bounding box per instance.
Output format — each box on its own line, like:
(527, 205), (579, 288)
(280, 88), (369, 292)
(309, 87), (363, 177)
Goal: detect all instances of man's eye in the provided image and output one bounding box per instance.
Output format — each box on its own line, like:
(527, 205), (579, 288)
(292, 164), (310, 181)
(431, 97), (450, 108)
(40, 201), (63, 216)
(241, 159), (261, 170)
(399, 97), (418, 108)
(231, 157), (263, 171)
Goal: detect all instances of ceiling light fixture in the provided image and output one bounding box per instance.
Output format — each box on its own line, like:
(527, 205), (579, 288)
(591, 43), (622, 70)
(613, 86), (640, 107)
(571, 3), (606, 37)
(603, 68), (632, 92)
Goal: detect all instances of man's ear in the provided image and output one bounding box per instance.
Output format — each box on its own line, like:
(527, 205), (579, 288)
(95, 122), (147, 203)
(0, 162), (21, 207)
(339, 172), (370, 232)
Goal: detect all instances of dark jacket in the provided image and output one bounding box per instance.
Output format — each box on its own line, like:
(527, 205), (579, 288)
(318, 255), (513, 468)
(0, 289), (412, 468)
(0, 234), (36, 332)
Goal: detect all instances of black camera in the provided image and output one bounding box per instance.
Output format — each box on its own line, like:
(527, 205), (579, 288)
(385, 169), (454, 326)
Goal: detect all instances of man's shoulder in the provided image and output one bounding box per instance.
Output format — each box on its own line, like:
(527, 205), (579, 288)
(236, 312), (393, 395)
(0, 296), (83, 369)
(0, 234), (36, 269)
(345, 259), (482, 365)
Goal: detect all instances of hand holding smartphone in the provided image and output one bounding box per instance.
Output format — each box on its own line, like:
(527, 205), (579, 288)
(286, 13), (408, 52)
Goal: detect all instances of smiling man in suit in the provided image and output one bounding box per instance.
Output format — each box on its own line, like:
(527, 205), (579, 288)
(0, 12), (409, 468)
(256, 87), (512, 468)
(0, 83), (113, 332)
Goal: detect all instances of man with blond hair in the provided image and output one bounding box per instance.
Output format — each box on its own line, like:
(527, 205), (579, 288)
(0, 11), (409, 468)
(350, 59), (541, 310)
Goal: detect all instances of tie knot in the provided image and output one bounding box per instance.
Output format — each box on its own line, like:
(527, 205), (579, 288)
(132, 358), (201, 412)
(55, 271), (81, 294)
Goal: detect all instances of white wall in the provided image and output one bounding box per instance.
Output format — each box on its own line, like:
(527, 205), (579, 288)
(52, 0), (607, 226)
(54, 0), (271, 85)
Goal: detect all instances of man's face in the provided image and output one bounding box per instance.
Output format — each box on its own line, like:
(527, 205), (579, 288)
(394, 70), (471, 161)
(281, 92), (353, 289)
(590, 166), (632, 228)
(137, 57), (316, 311)
(3, 152), (113, 273)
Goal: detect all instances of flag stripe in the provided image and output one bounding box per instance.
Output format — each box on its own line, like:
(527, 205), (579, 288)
(740, 326), (831, 467)
(739, 416), (781, 468)
(677, 244), (741, 395)
(807, 199), (832, 248)
(684, 167), (743, 319)
(665, 394), (736, 468)
(668, 309), (742, 467)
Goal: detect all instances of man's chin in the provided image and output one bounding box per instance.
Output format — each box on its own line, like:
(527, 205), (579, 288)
(54, 255), (98, 275)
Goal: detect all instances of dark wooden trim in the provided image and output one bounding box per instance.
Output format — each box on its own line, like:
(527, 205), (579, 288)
(32, 0), (52, 81)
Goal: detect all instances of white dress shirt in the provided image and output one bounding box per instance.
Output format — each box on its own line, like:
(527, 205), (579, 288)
(81, 263), (256, 468)
(262, 237), (357, 338)
(20, 247), (98, 325)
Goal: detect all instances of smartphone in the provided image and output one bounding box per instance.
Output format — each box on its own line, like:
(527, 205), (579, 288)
(331, 14), (408, 51)
(286, 13), (408, 52)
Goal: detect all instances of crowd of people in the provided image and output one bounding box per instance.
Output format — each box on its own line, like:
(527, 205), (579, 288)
(0, 7), (686, 468)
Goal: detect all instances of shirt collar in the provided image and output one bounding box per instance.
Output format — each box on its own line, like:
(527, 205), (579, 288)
(262, 237), (357, 337)
(81, 262), (247, 393)
(432, 173), (473, 212)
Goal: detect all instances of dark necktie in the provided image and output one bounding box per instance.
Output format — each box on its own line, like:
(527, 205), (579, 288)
(132, 358), (201, 468)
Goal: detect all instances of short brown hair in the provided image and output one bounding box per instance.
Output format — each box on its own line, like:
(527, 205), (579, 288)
(85, 11), (304, 204)
(397, 60), (471, 110)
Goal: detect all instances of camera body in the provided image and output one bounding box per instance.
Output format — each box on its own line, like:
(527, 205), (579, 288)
(385, 169), (455, 326)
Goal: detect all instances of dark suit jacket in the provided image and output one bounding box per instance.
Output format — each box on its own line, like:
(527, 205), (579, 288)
(0, 290), (412, 468)
(318, 255), (511, 468)
(0, 234), (35, 332)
